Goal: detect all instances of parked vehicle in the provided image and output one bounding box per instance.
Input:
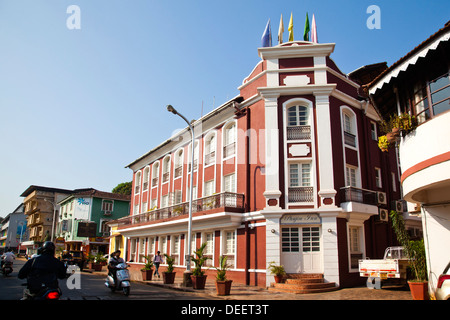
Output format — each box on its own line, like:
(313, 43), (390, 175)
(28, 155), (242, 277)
(1, 261), (13, 277)
(105, 262), (131, 296)
(435, 261), (450, 300)
(359, 246), (409, 286)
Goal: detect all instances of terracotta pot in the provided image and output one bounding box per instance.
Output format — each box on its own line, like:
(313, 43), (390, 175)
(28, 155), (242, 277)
(386, 132), (396, 143)
(163, 272), (176, 284)
(90, 263), (102, 271)
(274, 275), (283, 283)
(408, 281), (429, 300)
(216, 280), (233, 296)
(141, 270), (153, 281)
(191, 275), (207, 289)
(391, 127), (400, 136)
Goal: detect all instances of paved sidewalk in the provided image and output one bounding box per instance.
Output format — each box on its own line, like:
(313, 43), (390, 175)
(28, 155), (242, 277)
(85, 268), (412, 300)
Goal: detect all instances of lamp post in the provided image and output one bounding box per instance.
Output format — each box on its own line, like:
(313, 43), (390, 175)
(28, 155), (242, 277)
(167, 105), (194, 286)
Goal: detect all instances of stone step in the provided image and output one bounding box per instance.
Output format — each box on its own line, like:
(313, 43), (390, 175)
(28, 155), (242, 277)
(285, 278), (325, 284)
(269, 285), (339, 295)
(269, 273), (339, 294)
(273, 281), (336, 290)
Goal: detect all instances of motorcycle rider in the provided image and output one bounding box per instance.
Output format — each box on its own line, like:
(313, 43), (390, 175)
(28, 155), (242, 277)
(18, 241), (67, 299)
(1, 249), (15, 269)
(107, 250), (124, 286)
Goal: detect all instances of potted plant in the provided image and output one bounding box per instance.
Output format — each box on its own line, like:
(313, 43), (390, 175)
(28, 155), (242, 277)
(87, 253), (106, 271)
(268, 261), (286, 283)
(163, 254), (176, 284)
(140, 255), (154, 281)
(214, 255), (233, 296)
(378, 135), (391, 152)
(390, 210), (428, 300)
(191, 242), (210, 289)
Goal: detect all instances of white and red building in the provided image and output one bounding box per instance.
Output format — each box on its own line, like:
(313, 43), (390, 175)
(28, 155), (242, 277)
(367, 21), (450, 297)
(117, 40), (405, 288)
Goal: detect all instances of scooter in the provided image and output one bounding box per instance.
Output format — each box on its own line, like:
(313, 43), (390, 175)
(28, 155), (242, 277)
(1, 261), (13, 277)
(105, 262), (131, 296)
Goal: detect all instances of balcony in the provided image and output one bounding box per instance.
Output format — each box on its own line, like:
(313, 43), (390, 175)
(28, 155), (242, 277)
(117, 192), (245, 228)
(288, 187), (314, 202)
(339, 186), (379, 216)
(344, 131), (356, 147)
(340, 186), (378, 205)
(287, 125), (311, 140)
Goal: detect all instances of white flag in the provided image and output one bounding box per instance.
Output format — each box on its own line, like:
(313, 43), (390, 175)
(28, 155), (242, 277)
(311, 14), (318, 43)
(278, 14), (284, 44)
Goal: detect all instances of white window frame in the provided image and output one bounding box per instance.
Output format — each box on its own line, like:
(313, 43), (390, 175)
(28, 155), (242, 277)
(375, 167), (382, 188)
(223, 121), (237, 159)
(347, 225), (365, 272)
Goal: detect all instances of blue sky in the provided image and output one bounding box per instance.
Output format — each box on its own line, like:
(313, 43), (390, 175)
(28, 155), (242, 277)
(0, 0), (449, 217)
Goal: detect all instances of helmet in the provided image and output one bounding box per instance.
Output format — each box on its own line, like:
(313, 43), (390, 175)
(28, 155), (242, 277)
(42, 241), (56, 255)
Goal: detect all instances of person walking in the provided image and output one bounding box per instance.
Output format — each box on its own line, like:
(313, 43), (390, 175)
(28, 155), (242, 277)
(153, 251), (163, 278)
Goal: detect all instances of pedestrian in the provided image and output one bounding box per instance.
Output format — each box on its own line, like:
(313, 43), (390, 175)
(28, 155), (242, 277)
(153, 251), (163, 278)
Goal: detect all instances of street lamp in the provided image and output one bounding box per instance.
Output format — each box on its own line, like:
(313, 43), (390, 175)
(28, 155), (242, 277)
(166, 105), (194, 285)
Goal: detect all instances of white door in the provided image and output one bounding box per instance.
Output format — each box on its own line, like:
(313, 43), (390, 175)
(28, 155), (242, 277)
(301, 226), (322, 273)
(281, 226), (322, 274)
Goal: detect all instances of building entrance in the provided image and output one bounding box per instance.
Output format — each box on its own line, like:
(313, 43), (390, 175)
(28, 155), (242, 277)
(281, 226), (322, 274)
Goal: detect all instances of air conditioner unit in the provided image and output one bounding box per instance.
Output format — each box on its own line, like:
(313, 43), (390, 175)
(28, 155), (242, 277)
(391, 200), (407, 212)
(104, 211), (112, 216)
(379, 208), (389, 222)
(377, 192), (387, 205)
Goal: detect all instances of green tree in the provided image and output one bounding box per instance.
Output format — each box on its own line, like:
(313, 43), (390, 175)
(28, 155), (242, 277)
(112, 182), (132, 195)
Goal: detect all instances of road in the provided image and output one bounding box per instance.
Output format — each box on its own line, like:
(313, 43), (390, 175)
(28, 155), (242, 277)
(0, 259), (214, 300)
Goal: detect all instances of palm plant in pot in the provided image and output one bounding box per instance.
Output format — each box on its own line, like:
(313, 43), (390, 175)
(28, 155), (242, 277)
(163, 254), (176, 284)
(214, 255), (233, 296)
(140, 255), (154, 281)
(268, 261), (286, 283)
(191, 242), (210, 289)
(390, 210), (428, 300)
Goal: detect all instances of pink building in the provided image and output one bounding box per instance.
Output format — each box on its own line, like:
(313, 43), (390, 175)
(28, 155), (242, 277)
(117, 40), (407, 290)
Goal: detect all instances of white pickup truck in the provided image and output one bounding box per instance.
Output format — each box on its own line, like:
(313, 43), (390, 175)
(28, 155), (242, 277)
(359, 246), (410, 284)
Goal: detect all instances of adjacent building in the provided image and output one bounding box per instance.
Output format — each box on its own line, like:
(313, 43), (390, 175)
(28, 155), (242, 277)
(0, 204), (28, 253)
(117, 39), (405, 288)
(56, 188), (130, 257)
(20, 185), (73, 255)
(367, 21), (450, 297)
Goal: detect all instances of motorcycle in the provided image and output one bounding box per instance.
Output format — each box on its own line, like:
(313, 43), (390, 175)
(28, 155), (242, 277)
(105, 262), (131, 296)
(21, 283), (62, 300)
(1, 261), (13, 277)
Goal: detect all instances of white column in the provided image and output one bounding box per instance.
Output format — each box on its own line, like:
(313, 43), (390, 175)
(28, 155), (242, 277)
(263, 94), (282, 210)
(263, 211), (284, 286)
(314, 93), (337, 207)
(321, 211), (340, 285)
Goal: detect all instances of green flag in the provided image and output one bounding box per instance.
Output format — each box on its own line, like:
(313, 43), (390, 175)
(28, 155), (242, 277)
(303, 12), (310, 41)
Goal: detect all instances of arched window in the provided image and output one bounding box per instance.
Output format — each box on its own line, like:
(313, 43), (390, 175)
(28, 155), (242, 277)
(174, 149), (183, 178)
(143, 167), (150, 191)
(287, 105), (311, 140)
(188, 141), (199, 172)
(162, 155), (171, 183)
(204, 132), (216, 166)
(341, 107), (357, 148)
(223, 122), (236, 158)
(152, 162), (160, 187)
(134, 171), (141, 194)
